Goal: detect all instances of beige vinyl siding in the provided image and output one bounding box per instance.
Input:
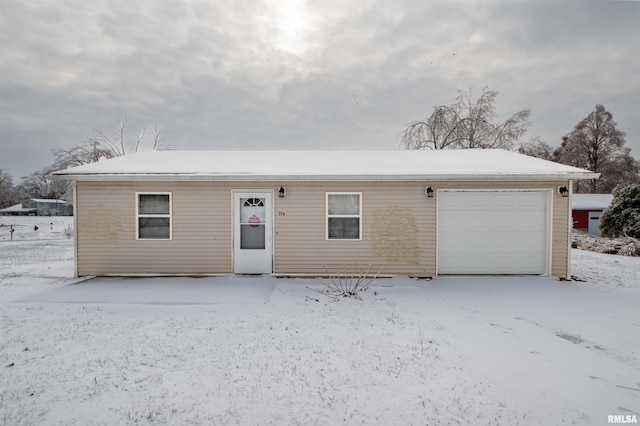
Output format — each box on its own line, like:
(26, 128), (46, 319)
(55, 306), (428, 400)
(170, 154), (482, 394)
(76, 179), (570, 278)
(273, 181), (436, 276)
(552, 185), (571, 279)
(77, 181), (233, 275)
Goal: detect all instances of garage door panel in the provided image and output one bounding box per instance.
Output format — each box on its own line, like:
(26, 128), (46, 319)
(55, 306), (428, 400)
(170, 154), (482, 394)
(438, 191), (548, 275)
(491, 194), (518, 209)
(439, 192), (546, 212)
(439, 230), (543, 252)
(439, 253), (544, 274)
(518, 192), (546, 208)
(439, 193), (487, 210)
(517, 234), (545, 251)
(517, 212), (545, 231)
(440, 211), (525, 230)
(486, 213), (520, 229)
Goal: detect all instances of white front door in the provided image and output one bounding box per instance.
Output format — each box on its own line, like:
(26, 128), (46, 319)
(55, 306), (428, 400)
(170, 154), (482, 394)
(233, 191), (273, 274)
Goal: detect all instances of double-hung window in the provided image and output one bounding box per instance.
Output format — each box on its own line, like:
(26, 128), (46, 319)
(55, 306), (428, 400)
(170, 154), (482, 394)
(136, 193), (172, 240)
(326, 192), (361, 240)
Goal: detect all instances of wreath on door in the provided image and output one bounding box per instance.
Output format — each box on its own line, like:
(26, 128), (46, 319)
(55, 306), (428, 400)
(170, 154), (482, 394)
(248, 214), (261, 227)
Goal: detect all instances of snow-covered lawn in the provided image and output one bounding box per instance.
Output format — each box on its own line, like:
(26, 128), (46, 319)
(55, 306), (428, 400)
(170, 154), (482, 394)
(1, 217), (638, 425)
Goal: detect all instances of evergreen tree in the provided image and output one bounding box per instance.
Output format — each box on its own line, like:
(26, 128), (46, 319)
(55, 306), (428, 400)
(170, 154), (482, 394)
(600, 183), (640, 238)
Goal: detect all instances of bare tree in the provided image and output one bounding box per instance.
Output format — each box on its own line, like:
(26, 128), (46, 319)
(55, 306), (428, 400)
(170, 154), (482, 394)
(401, 106), (460, 150)
(51, 139), (118, 171)
(51, 118), (161, 171)
(92, 117), (159, 156)
(517, 137), (555, 161)
(0, 169), (17, 208)
(42, 118), (162, 201)
(14, 169), (67, 201)
(401, 86), (531, 151)
(555, 104), (639, 193)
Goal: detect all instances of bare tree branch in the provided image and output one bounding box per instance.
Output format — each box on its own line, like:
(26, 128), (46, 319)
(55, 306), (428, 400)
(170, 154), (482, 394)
(152, 124), (161, 150)
(135, 125), (148, 152)
(116, 116), (127, 156)
(401, 86), (531, 151)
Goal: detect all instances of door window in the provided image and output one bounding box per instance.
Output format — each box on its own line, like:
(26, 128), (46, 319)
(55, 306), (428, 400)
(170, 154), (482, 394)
(240, 197), (265, 249)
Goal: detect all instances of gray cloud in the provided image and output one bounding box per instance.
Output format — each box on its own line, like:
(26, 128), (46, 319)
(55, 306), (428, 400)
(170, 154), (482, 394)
(1, 0), (638, 180)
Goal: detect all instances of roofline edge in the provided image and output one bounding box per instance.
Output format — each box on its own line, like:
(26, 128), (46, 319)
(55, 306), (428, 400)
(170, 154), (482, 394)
(49, 172), (600, 182)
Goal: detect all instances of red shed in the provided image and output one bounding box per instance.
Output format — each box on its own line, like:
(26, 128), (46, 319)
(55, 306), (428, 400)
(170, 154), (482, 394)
(571, 194), (613, 236)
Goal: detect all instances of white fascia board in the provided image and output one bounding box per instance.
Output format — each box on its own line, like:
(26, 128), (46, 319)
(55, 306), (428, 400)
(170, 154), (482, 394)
(50, 172), (600, 182)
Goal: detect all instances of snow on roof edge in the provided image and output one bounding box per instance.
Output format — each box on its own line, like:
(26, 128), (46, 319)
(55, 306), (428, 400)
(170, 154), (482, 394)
(571, 194), (613, 210)
(50, 149), (600, 181)
(51, 172), (598, 182)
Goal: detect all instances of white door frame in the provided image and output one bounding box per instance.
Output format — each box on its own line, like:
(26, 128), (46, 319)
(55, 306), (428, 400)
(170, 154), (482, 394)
(435, 189), (553, 276)
(232, 190), (274, 274)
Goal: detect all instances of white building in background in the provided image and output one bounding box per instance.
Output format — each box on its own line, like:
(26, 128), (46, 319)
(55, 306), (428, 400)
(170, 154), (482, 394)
(0, 199), (70, 216)
(571, 193), (613, 236)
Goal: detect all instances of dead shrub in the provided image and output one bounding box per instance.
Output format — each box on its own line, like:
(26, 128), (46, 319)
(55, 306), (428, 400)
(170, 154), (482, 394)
(308, 264), (382, 300)
(571, 230), (639, 257)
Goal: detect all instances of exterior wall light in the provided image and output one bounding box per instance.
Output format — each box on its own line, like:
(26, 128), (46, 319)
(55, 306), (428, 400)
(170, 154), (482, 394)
(425, 186), (434, 198)
(278, 186), (286, 198)
(558, 186), (569, 197)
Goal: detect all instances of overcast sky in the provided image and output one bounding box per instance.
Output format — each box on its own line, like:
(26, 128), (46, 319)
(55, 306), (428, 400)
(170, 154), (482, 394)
(1, 0), (639, 180)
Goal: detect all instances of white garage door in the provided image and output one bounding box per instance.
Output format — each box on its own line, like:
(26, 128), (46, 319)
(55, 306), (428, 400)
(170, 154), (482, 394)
(438, 191), (548, 275)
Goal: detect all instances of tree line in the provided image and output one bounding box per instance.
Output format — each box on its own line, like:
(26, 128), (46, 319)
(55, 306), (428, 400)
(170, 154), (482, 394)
(1, 89), (639, 210)
(401, 86), (639, 194)
(0, 118), (160, 209)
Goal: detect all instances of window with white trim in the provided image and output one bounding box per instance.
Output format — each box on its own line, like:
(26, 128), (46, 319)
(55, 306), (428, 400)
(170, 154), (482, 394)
(326, 192), (361, 240)
(136, 193), (172, 240)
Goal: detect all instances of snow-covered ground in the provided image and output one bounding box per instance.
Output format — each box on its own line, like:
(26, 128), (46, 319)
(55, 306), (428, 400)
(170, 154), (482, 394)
(1, 217), (638, 425)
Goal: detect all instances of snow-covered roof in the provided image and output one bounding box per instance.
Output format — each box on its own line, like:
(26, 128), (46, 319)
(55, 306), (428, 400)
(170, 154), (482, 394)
(29, 199), (67, 204)
(51, 149), (598, 181)
(571, 193), (613, 210)
(0, 204), (35, 213)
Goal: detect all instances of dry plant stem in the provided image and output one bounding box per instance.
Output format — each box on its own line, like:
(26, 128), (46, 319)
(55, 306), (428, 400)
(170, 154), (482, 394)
(308, 264), (382, 300)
